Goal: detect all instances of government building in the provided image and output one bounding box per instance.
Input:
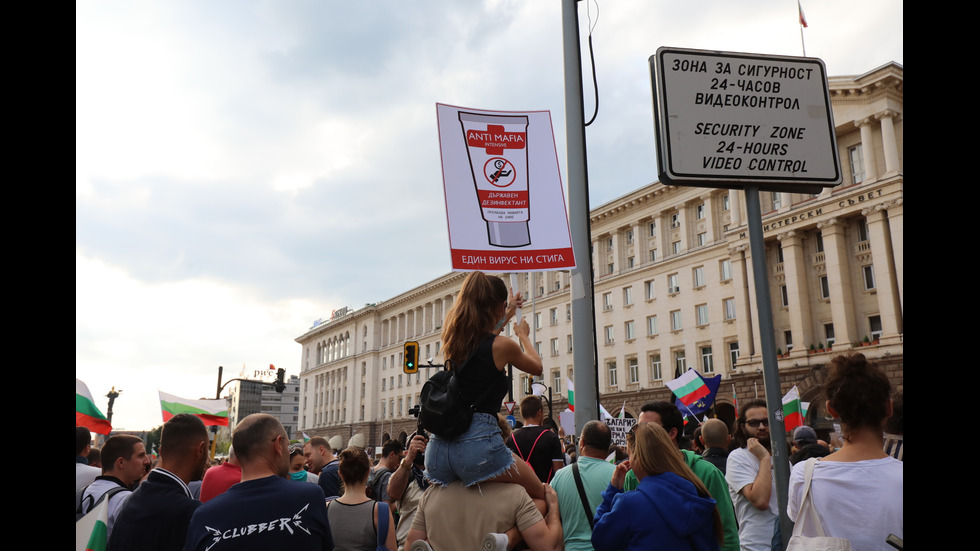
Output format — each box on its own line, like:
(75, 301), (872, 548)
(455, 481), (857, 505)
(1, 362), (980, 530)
(294, 62), (903, 449)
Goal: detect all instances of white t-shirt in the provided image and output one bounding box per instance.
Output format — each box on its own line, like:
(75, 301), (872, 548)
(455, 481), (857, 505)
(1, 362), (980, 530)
(726, 447), (778, 551)
(788, 457), (903, 551)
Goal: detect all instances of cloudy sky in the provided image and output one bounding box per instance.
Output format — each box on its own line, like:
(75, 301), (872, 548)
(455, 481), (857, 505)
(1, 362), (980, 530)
(76, 0), (903, 431)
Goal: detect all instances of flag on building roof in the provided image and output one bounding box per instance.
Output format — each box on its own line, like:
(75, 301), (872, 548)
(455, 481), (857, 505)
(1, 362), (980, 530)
(75, 493), (108, 551)
(76, 378), (112, 435)
(782, 386), (804, 431)
(566, 378), (575, 412)
(798, 0), (808, 27)
(666, 369), (712, 406)
(159, 391), (229, 426)
(674, 372), (721, 417)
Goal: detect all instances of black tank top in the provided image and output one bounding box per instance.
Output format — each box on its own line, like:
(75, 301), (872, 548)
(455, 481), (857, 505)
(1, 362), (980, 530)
(454, 334), (509, 414)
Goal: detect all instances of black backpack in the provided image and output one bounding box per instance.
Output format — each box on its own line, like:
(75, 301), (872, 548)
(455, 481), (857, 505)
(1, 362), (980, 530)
(75, 484), (129, 522)
(418, 364), (474, 440)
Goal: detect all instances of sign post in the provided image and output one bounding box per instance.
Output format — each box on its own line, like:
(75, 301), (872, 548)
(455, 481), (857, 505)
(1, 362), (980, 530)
(649, 47), (842, 548)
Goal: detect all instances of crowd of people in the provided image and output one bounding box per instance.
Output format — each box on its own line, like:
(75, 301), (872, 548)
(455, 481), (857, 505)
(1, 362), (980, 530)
(76, 273), (902, 551)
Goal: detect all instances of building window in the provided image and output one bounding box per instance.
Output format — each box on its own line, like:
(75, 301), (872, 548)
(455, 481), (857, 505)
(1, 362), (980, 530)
(607, 263), (614, 275)
(535, 341), (541, 355)
(553, 371), (561, 393)
(720, 259), (732, 281)
(863, 265), (876, 290)
(824, 323), (835, 347)
(696, 204), (705, 220)
(603, 292), (613, 311)
(382, 379), (386, 391)
(623, 286), (633, 306)
(534, 312), (542, 329)
(649, 221), (657, 237)
(645, 279), (656, 300)
(567, 334), (573, 353)
(674, 350), (687, 372)
(819, 276), (830, 299)
(724, 298), (736, 320)
(606, 237), (613, 251)
(869, 316), (883, 341)
(784, 330), (794, 352)
(607, 361), (618, 387)
(693, 266), (705, 288)
(550, 307), (558, 325)
(671, 213), (680, 228)
(647, 315), (658, 336)
(625, 320), (636, 341)
(604, 325), (614, 345)
(649, 354), (662, 381)
(780, 285), (789, 307)
(728, 342), (740, 368)
(671, 310), (682, 331)
(722, 194), (730, 211)
(627, 256), (635, 268)
(701, 346), (714, 374)
(628, 358), (639, 384)
(857, 218), (870, 242)
(672, 241), (682, 255)
(649, 249), (657, 262)
(849, 145), (865, 184)
(815, 231), (824, 253)
(668, 273), (680, 294)
(696, 304), (709, 326)
(626, 229), (634, 245)
(381, 401), (386, 418)
(697, 232), (708, 247)
(551, 338), (559, 356)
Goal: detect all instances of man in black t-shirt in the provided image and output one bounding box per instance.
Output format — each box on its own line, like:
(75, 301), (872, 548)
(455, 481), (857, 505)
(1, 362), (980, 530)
(506, 396), (565, 483)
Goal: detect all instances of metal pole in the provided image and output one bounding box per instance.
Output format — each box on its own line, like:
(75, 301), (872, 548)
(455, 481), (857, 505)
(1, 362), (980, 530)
(562, 0), (598, 435)
(744, 185), (792, 547)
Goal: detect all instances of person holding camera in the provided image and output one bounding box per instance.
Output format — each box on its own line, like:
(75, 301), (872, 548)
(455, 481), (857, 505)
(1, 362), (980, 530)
(387, 433), (429, 550)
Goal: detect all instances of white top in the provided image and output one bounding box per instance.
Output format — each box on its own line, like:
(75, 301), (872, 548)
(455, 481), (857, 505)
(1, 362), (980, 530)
(81, 478), (133, 536)
(788, 457), (903, 551)
(726, 447), (778, 551)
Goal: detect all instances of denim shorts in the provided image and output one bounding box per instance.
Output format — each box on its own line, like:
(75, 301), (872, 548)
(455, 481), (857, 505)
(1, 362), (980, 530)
(424, 412), (515, 487)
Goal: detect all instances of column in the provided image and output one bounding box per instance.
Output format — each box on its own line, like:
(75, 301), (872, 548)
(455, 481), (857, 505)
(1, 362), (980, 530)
(730, 244), (756, 360)
(730, 190), (743, 227)
(701, 192), (716, 243)
(817, 218), (858, 349)
(885, 199), (903, 312)
(876, 110), (901, 175)
(863, 205), (903, 340)
(658, 212), (671, 256)
(858, 118), (879, 182)
(778, 231), (812, 356)
(676, 205), (688, 254)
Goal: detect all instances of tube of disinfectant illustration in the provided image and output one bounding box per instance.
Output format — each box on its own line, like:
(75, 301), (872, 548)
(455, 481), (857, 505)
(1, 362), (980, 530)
(459, 111), (531, 248)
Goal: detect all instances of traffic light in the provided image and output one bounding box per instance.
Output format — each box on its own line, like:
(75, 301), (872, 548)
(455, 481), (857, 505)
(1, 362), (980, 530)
(274, 368), (286, 393)
(404, 341), (419, 374)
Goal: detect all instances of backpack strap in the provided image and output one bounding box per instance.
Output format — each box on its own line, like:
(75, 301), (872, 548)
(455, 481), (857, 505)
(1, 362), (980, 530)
(571, 462), (595, 529)
(376, 501), (390, 550)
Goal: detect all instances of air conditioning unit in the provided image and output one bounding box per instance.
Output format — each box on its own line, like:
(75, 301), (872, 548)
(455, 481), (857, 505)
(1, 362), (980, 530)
(669, 286), (680, 293)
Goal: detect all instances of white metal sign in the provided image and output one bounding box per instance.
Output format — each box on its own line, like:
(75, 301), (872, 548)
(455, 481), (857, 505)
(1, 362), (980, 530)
(437, 103), (575, 272)
(650, 47), (841, 191)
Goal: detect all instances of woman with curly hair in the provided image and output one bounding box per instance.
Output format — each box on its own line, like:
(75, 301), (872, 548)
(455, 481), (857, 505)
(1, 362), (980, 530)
(787, 353), (902, 550)
(423, 271), (546, 500)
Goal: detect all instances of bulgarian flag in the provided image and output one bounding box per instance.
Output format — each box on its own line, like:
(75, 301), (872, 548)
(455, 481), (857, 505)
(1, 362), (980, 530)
(75, 493), (108, 551)
(566, 378), (575, 412)
(666, 369), (711, 406)
(782, 386), (804, 431)
(159, 391), (229, 426)
(76, 379), (112, 435)
(798, 0), (808, 27)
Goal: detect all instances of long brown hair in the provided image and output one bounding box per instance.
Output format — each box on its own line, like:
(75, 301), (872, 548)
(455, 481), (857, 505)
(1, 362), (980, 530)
(441, 272), (507, 366)
(628, 423), (724, 545)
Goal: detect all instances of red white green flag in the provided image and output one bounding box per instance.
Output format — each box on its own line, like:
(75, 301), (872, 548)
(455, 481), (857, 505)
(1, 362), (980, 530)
(666, 369), (711, 406)
(76, 378), (112, 435)
(566, 378), (575, 412)
(159, 391), (229, 426)
(75, 493), (108, 551)
(782, 386), (804, 431)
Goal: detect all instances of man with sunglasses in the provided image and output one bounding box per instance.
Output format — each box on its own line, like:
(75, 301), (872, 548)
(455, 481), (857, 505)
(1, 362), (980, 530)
(726, 399), (780, 551)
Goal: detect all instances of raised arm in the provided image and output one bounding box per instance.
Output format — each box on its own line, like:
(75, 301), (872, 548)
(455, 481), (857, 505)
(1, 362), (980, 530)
(493, 318), (542, 376)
